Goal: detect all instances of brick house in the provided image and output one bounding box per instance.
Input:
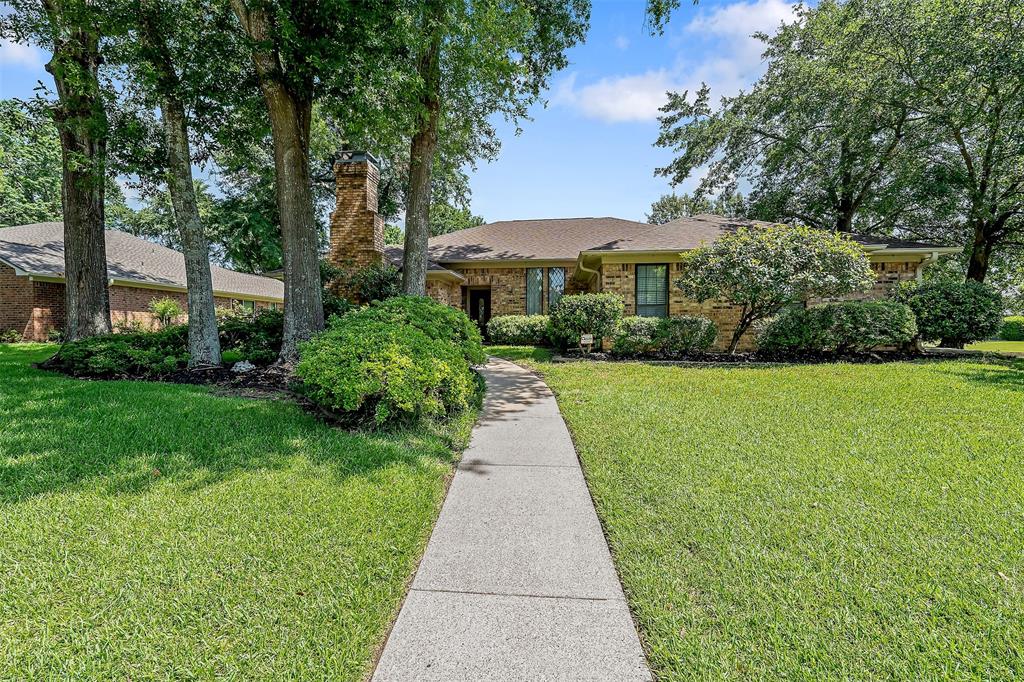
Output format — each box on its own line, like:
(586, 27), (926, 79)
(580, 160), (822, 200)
(0, 222), (284, 341)
(329, 153), (959, 350)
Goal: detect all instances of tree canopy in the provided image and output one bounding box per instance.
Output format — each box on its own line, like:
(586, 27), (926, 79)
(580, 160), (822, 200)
(655, 0), (1024, 284)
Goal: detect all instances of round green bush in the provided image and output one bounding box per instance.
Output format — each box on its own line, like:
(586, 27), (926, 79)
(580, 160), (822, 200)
(486, 315), (550, 346)
(611, 317), (660, 356)
(351, 296), (485, 365)
(656, 316), (717, 353)
(893, 279), (1003, 347)
(548, 293), (624, 350)
(758, 301), (917, 354)
(1001, 316), (1024, 341)
(296, 313), (477, 427)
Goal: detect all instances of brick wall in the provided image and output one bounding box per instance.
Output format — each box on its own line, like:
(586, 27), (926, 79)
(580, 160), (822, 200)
(0, 263), (35, 338)
(426, 279), (462, 308)
(2, 266), (274, 341)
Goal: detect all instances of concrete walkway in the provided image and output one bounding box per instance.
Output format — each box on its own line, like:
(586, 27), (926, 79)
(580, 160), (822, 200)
(373, 358), (651, 681)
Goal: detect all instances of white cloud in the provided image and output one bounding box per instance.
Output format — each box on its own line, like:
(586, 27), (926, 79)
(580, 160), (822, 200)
(554, 70), (676, 123)
(555, 0), (799, 124)
(0, 39), (42, 68)
(614, 35), (630, 50)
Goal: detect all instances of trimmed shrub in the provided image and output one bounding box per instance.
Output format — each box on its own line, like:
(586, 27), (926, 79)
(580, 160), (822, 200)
(48, 325), (190, 378)
(759, 301), (917, 354)
(656, 315), (717, 353)
(487, 315), (550, 346)
(296, 303), (479, 426)
(829, 301), (917, 351)
(548, 293), (624, 350)
(218, 307), (284, 366)
(893, 279), (1003, 347)
(611, 317), (660, 356)
(1, 329), (23, 343)
(350, 296), (486, 365)
(1001, 316), (1024, 341)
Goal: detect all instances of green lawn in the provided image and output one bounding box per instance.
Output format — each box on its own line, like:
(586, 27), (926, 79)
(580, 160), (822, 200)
(968, 340), (1024, 353)
(0, 344), (474, 679)
(489, 346), (1024, 679)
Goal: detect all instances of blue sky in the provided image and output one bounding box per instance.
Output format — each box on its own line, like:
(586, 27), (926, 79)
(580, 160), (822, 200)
(0, 0), (797, 223)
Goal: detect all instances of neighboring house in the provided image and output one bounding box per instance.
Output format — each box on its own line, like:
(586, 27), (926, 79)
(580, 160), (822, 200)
(330, 153), (959, 350)
(0, 222), (284, 341)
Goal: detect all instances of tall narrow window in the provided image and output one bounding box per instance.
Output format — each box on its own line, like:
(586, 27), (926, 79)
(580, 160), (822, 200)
(636, 264), (669, 317)
(548, 267), (565, 309)
(526, 268), (543, 315)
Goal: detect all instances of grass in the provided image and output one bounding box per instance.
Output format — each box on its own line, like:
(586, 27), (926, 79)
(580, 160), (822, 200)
(489, 347), (1024, 679)
(967, 340), (1024, 353)
(0, 344), (476, 679)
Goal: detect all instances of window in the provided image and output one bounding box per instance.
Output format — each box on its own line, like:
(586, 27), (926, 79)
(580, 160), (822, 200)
(636, 264), (669, 317)
(548, 268), (565, 309)
(526, 268), (543, 315)
(242, 300), (255, 313)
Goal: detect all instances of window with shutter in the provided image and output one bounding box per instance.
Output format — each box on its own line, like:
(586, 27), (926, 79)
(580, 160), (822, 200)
(635, 264), (669, 317)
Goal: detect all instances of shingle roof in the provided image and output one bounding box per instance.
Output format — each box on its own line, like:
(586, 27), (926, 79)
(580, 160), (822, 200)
(0, 222), (284, 301)
(383, 245), (465, 280)
(425, 217), (652, 261)
(419, 214), (957, 262)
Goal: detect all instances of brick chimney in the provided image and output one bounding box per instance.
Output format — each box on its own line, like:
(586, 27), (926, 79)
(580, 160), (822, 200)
(329, 151), (384, 271)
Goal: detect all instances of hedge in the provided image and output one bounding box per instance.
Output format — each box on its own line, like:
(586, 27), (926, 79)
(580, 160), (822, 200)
(486, 315), (551, 346)
(610, 315), (717, 356)
(1001, 316), (1024, 341)
(758, 301), (917, 354)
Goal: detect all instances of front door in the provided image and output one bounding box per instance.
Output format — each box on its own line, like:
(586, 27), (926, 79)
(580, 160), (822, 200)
(468, 288), (492, 335)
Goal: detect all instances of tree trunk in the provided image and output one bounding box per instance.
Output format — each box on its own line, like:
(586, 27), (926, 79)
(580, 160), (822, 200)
(965, 220), (992, 282)
(264, 86), (323, 362)
(137, 0), (222, 366)
(402, 2), (444, 296)
(44, 12), (111, 340)
(231, 0), (323, 363)
(162, 100), (222, 367)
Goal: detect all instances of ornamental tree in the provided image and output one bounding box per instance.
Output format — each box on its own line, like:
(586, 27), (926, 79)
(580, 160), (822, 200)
(675, 224), (875, 353)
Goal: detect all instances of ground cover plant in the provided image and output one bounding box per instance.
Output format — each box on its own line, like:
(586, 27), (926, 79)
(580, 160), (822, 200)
(488, 346), (1024, 679)
(0, 344), (475, 679)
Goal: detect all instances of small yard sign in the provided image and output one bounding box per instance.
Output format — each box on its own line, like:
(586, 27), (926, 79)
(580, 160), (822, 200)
(580, 333), (594, 349)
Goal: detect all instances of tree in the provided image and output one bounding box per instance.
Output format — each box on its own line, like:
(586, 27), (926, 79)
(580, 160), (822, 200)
(867, 0), (1024, 282)
(429, 202), (483, 236)
(0, 99), (63, 226)
(400, 0), (589, 295)
(227, 0), (406, 362)
(656, 1), (920, 235)
(646, 191), (746, 224)
(675, 224), (875, 353)
(3, 0), (116, 339)
(107, 0), (241, 366)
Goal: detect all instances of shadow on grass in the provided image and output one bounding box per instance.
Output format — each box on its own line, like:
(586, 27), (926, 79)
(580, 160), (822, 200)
(0, 345), (467, 504)
(937, 357), (1024, 393)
